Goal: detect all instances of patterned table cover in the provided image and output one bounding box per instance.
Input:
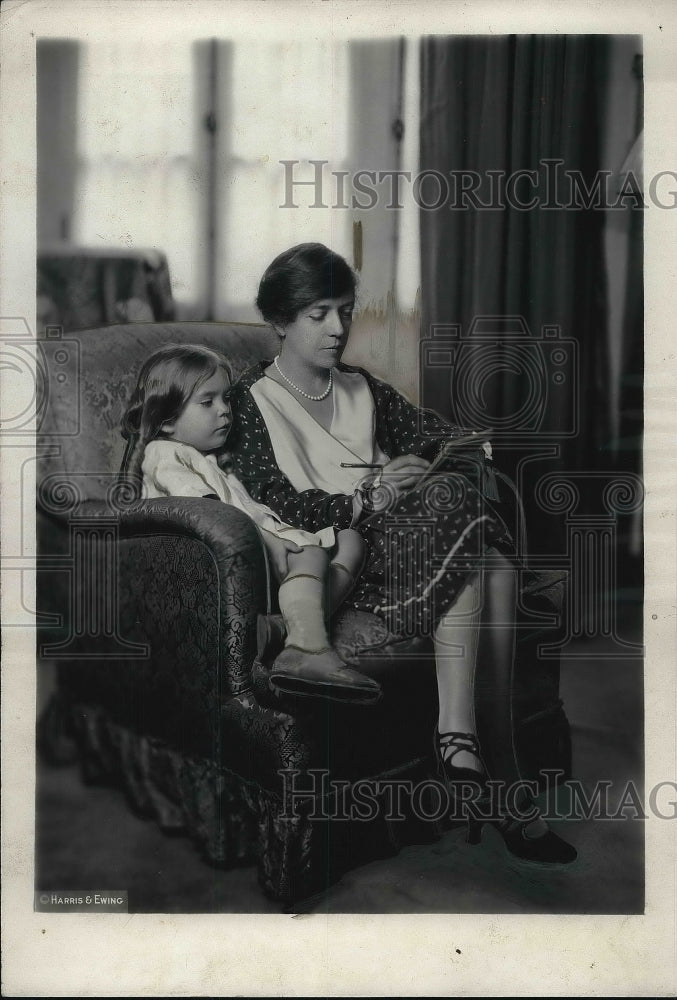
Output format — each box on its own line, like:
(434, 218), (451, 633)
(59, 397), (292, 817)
(38, 244), (176, 333)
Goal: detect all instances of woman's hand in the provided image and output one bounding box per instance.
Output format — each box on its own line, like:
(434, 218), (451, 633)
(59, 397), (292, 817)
(379, 454), (430, 493)
(260, 531), (303, 580)
(352, 454), (431, 521)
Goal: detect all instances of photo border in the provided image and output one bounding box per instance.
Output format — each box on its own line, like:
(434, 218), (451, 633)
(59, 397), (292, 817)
(2, 1), (675, 995)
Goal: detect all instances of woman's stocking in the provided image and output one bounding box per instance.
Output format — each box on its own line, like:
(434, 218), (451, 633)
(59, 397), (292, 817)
(473, 550), (548, 829)
(473, 550), (520, 785)
(434, 572), (483, 772)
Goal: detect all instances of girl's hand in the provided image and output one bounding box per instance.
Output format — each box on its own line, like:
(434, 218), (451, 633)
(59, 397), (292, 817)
(261, 531), (303, 580)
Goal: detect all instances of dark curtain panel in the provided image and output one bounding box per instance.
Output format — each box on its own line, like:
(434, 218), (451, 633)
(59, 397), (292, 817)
(419, 35), (612, 550)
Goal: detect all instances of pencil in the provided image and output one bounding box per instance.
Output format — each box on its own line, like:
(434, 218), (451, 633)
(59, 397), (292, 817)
(340, 462), (385, 468)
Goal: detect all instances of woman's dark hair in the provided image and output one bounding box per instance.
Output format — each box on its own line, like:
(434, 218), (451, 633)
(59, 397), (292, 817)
(120, 344), (233, 489)
(256, 242), (357, 328)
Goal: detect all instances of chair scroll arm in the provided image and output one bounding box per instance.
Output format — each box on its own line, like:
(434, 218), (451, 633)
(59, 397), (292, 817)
(40, 496), (270, 703)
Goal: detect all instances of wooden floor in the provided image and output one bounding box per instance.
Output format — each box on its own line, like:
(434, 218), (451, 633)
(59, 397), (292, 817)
(36, 627), (645, 914)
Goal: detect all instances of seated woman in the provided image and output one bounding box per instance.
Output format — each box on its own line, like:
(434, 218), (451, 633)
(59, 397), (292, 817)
(228, 241), (577, 867)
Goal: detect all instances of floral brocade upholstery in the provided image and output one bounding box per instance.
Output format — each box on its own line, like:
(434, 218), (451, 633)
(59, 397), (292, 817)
(37, 321), (572, 905)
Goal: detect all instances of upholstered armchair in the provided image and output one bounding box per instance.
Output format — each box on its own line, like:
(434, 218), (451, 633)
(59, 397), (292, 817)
(37, 321), (572, 905)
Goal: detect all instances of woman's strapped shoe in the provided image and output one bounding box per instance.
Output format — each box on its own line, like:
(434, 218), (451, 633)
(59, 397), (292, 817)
(495, 814), (578, 866)
(434, 730), (487, 845)
(269, 646), (382, 705)
(434, 730), (486, 786)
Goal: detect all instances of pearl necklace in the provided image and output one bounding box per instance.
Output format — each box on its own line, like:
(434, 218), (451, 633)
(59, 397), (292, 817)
(274, 356), (333, 401)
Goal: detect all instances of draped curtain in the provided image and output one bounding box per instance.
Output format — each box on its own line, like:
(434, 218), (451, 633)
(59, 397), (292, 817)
(419, 35), (614, 547)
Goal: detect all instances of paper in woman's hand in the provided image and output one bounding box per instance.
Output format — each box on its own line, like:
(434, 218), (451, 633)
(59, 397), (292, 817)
(415, 429), (494, 487)
(442, 428), (494, 450)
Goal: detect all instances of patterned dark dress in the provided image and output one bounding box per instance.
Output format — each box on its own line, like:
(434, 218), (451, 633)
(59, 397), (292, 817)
(228, 362), (513, 637)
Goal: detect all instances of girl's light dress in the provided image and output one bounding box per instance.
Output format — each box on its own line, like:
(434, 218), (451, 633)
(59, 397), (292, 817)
(141, 439), (335, 548)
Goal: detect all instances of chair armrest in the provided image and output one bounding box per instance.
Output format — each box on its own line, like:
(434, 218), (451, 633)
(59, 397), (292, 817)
(118, 496), (266, 560)
(38, 496), (270, 757)
(118, 497), (271, 691)
(40, 494), (269, 576)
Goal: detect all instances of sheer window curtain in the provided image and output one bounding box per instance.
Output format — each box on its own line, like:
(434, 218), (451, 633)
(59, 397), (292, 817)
(69, 35), (421, 394)
(72, 37), (357, 319)
(212, 39), (420, 323)
(212, 39), (353, 319)
(73, 39), (201, 307)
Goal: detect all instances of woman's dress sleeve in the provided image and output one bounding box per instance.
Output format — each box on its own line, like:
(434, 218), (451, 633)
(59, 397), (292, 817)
(228, 380), (356, 533)
(362, 370), (464, 461)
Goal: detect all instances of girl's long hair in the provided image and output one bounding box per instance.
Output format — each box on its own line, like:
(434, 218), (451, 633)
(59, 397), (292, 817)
(120, 344), (233, 493)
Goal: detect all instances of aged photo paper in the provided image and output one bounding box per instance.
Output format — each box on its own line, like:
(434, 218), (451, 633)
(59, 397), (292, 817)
(1, 0), (676, 995)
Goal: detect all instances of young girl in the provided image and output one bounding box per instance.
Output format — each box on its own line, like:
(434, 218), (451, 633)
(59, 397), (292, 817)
(121, 344), (380, 704)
